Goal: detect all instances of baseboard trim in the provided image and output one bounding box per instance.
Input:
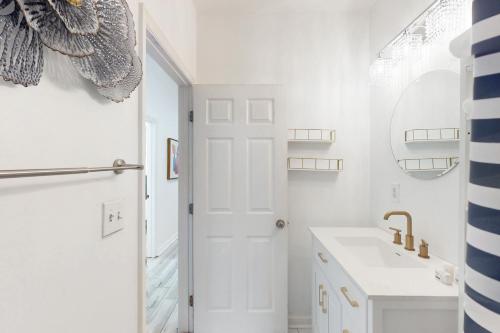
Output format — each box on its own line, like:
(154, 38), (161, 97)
(289, 315), (312, 329)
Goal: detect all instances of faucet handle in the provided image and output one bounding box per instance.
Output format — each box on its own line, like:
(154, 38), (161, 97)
(418, 239), (430, 259)
(389, 227), (402, 245)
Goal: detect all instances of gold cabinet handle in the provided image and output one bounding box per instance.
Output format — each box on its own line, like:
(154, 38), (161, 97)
(318, 252), (328, 263)
(340, 287), (359, 308)
(342, 330), (350, 333)
(321, 290), (328, 313)
(319, 284), (324, 307)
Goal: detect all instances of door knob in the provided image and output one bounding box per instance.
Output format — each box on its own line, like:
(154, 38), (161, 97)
(276, 219), (286, 229)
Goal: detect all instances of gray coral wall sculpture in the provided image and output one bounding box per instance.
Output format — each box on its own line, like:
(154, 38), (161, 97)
(0, 0), (142, 102)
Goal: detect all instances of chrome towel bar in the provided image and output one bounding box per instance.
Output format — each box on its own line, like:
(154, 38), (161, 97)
(0, 159), (144, 179)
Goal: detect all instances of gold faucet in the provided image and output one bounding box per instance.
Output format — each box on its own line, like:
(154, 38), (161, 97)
(384, 211), (415, 251)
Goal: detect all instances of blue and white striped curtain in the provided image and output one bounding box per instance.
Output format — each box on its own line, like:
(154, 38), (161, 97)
(465, 0), (500, 332)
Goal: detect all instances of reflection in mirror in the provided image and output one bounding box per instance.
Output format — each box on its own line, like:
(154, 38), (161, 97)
(390, 70), (460, 180)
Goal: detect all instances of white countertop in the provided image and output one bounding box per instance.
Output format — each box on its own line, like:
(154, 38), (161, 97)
(310, 227), (459, 300)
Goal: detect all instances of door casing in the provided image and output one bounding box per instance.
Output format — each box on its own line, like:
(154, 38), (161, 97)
(144, 119), (157, 258)
(138, 4), (195, 333)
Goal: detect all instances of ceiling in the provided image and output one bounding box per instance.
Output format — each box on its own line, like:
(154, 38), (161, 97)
(193, 0), (377, 14)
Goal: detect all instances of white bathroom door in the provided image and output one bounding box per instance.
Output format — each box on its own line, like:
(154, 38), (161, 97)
(193, 85), (288, 333)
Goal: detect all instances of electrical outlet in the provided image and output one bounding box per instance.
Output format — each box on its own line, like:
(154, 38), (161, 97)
(391, 183), (400, 203)
(102, 200), (124, 238)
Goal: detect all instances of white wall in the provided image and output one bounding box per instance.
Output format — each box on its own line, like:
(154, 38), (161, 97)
(145, 0), (197, 80)
(146, 52), (179, 255)
(0, 51), (140, 333)
(369, 0), (461, 265)
(0, 1), (197, 332)
(197, 9), (372, 324)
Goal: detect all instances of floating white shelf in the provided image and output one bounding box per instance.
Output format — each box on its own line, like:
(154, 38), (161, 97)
(398, 157), (459, 173)
(288, 157), (343, 172)
(405, 128), (460, 143)
(288, 129), (335, 143)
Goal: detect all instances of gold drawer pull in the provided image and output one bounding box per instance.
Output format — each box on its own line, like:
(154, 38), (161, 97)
(340, 287), (359, 308)
(318, 252), (328, 263)
(342, 330), (350, 333)
(319, 284), (324, 307)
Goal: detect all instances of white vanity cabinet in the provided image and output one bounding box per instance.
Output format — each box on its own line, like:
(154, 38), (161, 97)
(313, 239), (367, 333)
(311, 230), (458, 333)
(313, 266), (343, 333)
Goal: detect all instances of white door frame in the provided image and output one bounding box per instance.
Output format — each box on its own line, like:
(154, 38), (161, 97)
(138, 4), (195, 333)
(144, 119), (157, 258)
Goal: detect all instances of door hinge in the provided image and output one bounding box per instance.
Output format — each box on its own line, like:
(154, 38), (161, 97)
(189, 203), (194, 215)
(189, 110), (194, 122)
(189, 295), (194, 307)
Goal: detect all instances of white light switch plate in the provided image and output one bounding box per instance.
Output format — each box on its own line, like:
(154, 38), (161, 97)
(102, 200), (124, 238)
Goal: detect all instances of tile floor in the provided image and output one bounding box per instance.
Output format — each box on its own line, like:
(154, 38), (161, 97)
(147, 241), (309, 333)
(146, 243), (178, 333)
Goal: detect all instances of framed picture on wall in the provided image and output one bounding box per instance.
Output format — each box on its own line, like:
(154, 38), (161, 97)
(167, 138), (179, 180)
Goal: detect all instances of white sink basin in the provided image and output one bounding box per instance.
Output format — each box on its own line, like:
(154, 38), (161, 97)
(310, 227), (458, 298)
(335, 236), (425, 268)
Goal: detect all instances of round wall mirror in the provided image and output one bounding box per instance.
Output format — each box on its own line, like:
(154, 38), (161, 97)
(390, 70), (460, 180)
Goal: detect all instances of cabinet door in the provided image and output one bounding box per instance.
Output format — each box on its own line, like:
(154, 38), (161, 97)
(314, 265), (344, 333)
(340, 311), (353, 333)
(314, 268), (329, 333)
(340, 308), (364, 333)
(327, 284), (342, 333)
(337, 285), (365, 333)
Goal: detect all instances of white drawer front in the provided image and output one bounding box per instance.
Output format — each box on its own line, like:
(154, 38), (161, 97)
(313, 238), (338, 280)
